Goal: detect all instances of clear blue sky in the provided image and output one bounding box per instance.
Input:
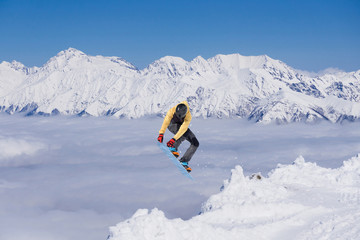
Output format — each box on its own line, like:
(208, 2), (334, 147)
(0, 0), (359, 71)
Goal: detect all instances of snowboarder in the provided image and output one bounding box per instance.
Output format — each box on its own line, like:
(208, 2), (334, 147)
(157, 101), (199, 172)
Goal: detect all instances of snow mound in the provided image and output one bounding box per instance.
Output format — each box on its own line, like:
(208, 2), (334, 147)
(108, 155), (360, 240)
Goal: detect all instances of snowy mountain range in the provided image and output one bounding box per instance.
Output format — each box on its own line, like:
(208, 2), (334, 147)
(1, 48), (360, 123)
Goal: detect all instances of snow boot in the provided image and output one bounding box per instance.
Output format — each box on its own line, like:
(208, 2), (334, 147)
(180, 161), (192, 173)
(168, 147), (180, 158)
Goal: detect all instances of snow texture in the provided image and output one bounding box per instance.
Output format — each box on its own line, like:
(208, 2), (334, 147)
(108, 155), (360, 240)
(1, 48), (360, 123)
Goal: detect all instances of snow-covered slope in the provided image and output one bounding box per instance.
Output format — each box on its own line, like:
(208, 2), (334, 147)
(1, 48), (360, 123)
(108, 155), (360, 240)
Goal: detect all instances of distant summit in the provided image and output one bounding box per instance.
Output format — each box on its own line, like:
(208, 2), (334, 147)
(57, 47), (86, 56)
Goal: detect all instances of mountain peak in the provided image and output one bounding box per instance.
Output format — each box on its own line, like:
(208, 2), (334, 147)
(156, 56), (187, 65)
(56, 47), (86, 58)
(40, 48), (85, 70)
(208, 53), (271, 69)
(0, 60), (29, 73)
(191, 56), (208, 66)
(144, 56), (189, 74)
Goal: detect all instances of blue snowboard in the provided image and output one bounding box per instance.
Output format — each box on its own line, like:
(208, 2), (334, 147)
(157, 142), (193, 180)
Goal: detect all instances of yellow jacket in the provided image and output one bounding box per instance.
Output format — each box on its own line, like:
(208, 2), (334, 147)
(159, 101), (192, 140)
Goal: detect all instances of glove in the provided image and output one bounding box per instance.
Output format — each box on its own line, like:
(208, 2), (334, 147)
(157, 134), (164, 143)
(167, 138), (176, 148)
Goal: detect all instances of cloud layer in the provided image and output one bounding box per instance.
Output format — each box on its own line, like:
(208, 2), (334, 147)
(1, 115), (360, 239)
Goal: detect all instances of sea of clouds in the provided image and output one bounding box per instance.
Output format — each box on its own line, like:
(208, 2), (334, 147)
(1, 115), (360, 240)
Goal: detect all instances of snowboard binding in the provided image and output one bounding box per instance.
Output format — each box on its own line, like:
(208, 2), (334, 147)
(168, 147), (180, 158)
(180, 161), (192, 173)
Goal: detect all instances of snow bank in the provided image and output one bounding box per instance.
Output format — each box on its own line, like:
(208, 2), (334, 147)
(108, 155), (360, 240)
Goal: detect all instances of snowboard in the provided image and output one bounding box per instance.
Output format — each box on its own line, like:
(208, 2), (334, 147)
(157, 142), (193, 180)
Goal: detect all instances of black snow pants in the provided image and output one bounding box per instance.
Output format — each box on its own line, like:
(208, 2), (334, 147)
(168, 123), (199, 163)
